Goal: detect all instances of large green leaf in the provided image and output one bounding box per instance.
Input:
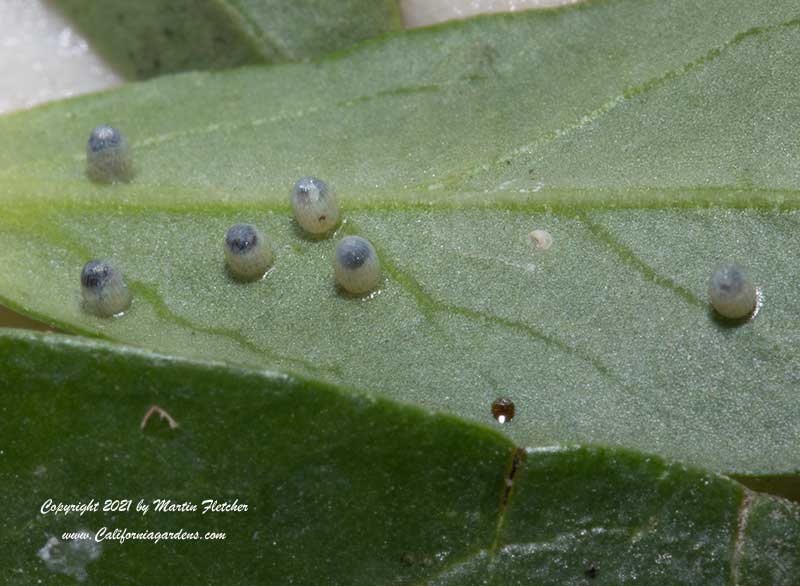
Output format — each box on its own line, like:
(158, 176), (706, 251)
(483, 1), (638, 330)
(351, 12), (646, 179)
(48, 0), (403, 78)
(0, 0), (799, 481)
(1, 330), (798, 584)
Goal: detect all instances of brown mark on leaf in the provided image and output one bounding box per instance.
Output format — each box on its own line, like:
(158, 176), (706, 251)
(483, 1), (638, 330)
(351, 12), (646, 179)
(140, 405), (179, 430)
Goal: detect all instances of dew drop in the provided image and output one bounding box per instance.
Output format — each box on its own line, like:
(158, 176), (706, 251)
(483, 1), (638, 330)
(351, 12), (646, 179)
(491, 398), (515, 423)
(86, 125), (132, 183)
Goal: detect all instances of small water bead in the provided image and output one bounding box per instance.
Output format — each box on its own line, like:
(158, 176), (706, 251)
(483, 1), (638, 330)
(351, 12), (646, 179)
(80, 260), (131, 317)
(224, 224), (273, 281)
(491, 398), (515, 424)
(86, 125), (132, 183)
(334, 236), (381, 295)
(291, 176), (339, 236)
(708, 265), (757, 319)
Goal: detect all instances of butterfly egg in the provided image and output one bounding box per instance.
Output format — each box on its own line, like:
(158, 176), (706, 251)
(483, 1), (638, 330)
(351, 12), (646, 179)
(291, 176), (339, 236)
(86, 125), (132, 183)
(224, 223), (273, 281)
(80, 260), (132, 317)
(708, 265), (757, 319)
(528, 229), (553, 250)
(334, 236), (381, 295)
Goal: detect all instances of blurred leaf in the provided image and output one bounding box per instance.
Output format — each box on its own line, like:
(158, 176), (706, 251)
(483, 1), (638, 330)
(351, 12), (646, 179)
(1, 330), (798, 584)
(48, 0), (403, 78)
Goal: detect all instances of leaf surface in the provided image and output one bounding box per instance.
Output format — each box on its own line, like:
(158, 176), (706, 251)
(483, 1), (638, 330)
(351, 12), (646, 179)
(1, 330), (798, 584)
(0, 0), (799, 478)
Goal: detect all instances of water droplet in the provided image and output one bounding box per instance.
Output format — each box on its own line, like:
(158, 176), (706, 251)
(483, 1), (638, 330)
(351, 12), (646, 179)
(491, 398), (515, 423)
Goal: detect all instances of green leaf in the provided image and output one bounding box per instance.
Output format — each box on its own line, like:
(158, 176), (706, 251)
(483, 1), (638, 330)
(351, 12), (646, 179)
(48, 0), (403, 78)
(1, 0), (799, 480)
(1, 330), (798, 584)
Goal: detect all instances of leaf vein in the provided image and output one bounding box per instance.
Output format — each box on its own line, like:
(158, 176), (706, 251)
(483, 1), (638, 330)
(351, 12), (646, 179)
(575, 211), (703, 308)
(367, 225), (621, 383)
(447, 17), (800, 189)
(130, 281), (343, 378)
(213, 0), (292, 60)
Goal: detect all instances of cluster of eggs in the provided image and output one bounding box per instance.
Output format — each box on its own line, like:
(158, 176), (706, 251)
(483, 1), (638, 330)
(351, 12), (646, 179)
(80, 125), (764, 428)
(80, 126), (381, 317)
(80, 125), (761, 325)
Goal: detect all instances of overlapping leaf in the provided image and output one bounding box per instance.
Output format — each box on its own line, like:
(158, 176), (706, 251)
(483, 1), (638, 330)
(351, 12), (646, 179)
(48, 0), (402, 78)
(1, 331), (798, 584)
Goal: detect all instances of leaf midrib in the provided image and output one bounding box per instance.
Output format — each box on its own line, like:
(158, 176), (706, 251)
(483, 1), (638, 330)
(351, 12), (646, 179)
(2, 180), (800, 212)
(4, 15), (799, 202)
(213, 0), (294, 61)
